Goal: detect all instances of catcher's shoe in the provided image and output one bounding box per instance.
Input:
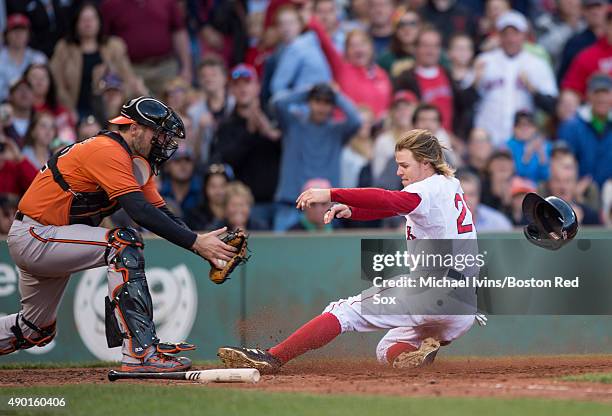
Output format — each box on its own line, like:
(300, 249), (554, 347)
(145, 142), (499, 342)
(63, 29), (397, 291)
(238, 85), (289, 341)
(392, 338), (441, 369)
(120, 353), (192, 373)
(217, 346), (282, 374)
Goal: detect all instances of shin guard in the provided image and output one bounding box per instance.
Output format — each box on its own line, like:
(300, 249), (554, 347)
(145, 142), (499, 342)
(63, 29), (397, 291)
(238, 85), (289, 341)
(106, 228), (158, 358)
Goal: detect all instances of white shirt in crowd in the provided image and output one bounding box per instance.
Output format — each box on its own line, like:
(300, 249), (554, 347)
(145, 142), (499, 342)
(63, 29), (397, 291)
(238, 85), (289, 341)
(0, 47), (47, 102)
(474, 48), (557, 146)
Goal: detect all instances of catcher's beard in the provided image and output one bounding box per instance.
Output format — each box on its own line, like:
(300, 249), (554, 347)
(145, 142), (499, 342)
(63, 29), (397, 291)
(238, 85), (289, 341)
(132, 128), (153, 159)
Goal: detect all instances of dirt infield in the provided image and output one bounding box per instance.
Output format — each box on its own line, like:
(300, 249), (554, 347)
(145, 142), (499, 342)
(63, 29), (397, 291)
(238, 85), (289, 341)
(1, 356), (611, 402)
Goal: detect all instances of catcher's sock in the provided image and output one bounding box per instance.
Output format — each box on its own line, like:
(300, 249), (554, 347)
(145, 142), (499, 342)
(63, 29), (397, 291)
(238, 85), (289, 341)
(268, 312), (341, 364)
(385, 342), (417, 364)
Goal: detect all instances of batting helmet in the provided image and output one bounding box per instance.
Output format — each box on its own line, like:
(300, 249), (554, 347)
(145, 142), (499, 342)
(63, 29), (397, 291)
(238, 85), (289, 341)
(522, 193), (578, 250)
(109, 96), (185, 174)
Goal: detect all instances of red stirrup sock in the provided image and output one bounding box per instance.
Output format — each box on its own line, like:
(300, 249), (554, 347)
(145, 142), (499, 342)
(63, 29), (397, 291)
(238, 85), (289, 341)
(268, 312), (342, 364)
(385, 342), (417, 364)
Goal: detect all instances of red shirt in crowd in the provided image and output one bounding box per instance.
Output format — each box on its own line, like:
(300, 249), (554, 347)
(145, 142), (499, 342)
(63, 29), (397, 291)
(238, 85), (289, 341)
(0, 158), (38, 197)
(415, 67), (453, 132)
(100, 0), (185, 63)
(562, 37), (612, 97)
(308, 19), (392, 119)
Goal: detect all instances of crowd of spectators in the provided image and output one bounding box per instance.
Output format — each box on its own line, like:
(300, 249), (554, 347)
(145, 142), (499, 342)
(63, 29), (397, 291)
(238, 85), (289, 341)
(2, 0), (612, 235)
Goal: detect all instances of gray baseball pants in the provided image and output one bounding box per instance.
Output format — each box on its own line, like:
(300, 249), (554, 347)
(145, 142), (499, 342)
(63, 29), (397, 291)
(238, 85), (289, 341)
(0, 215), (141, 361)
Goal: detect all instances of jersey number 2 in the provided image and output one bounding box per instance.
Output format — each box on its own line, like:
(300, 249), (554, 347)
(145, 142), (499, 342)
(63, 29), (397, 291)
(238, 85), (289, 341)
(454, 193), (473, 234)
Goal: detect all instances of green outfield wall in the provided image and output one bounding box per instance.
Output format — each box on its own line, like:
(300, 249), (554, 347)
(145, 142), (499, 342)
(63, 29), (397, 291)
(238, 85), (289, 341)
(0, 231), (611, 362)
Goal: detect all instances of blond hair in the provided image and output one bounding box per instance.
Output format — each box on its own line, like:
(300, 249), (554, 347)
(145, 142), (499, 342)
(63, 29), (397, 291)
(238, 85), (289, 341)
(345, 29), (373, 61)
(395, 129), (454, 177)
(224, 181), (254, 207)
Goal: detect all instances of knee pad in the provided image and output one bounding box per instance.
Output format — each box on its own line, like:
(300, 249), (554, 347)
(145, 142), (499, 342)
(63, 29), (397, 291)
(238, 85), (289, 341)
(106, 227), (145, 282)
(0, 313), (56, 355)
(105, 227), (158, 358)
(105, 227), (144, 266)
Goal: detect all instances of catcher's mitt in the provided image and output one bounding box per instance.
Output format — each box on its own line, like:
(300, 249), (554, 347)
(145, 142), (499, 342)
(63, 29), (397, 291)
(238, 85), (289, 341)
(209, 229), (249, 284)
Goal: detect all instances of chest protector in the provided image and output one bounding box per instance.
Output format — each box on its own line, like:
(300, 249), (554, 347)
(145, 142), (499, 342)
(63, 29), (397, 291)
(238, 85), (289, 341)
(42, 130), (141, 227)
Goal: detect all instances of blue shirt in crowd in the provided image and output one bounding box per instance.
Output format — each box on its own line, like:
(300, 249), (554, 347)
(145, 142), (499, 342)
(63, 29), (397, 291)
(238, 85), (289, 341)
(506, 137), (551, 183)
(160, 176), (203, 216)
(270, 31), (332, 96)
(558, 107), (612, 188)
(273, 89), (362, 203)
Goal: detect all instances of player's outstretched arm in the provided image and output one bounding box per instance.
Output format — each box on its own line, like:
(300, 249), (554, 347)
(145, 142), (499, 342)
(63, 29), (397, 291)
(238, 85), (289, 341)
(158, 204), (237, 267)
(324, 204), (397, 223)
(117, 192), (236, 265)
(297, 187), (421, 215)
(330, 188), (421, 213)
(159, 204), (190, 229)
(192, 227), (238, 268)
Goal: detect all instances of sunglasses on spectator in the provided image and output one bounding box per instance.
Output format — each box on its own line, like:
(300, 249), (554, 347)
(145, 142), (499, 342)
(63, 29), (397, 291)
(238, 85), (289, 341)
(231, 68), (254, 80)
(397, 19), (419, 28)
(207, 163), (235, 181)
(208, 163), (227, 174)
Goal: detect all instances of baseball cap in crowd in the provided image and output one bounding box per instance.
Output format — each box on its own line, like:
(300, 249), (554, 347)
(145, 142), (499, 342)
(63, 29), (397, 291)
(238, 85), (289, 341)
(230, 64), (258, 82)
(6, 14), (30, 31)
(392, 90), (418, 106)
(98, 72), (123, 92)
(587, 73), (612, 93)
(510, 176), (537, 198)
(308, 83), (336, 104)
(513, 110), (535, 126)
(496, 10), (528, 33)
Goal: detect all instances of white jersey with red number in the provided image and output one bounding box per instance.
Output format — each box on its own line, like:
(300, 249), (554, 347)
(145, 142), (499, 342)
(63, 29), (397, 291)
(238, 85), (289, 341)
(402, 174), (476, 240)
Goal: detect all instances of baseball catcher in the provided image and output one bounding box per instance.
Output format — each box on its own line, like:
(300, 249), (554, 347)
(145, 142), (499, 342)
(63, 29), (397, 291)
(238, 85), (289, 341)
(0, 96), (240, 373)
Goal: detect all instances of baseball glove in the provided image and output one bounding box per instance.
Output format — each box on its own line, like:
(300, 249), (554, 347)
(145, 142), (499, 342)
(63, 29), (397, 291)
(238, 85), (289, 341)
(209, 229), (249, 284)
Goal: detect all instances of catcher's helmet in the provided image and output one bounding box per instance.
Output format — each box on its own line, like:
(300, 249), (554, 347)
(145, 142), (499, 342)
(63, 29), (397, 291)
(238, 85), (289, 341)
(109, 96), (185, 174)
(522, 193), (578, 250)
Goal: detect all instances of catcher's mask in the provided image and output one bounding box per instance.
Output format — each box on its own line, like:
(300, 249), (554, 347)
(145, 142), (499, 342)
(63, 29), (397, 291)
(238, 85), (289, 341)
(522, 193), (578, 250)
(109, 96), (185, 175)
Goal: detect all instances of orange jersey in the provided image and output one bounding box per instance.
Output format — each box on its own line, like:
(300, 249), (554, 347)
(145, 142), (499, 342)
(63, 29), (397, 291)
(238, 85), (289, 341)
(19, 133), (164, 226)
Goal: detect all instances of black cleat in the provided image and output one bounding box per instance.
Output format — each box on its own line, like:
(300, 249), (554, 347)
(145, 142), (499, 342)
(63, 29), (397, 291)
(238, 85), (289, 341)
(217, 346), (282, 374)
